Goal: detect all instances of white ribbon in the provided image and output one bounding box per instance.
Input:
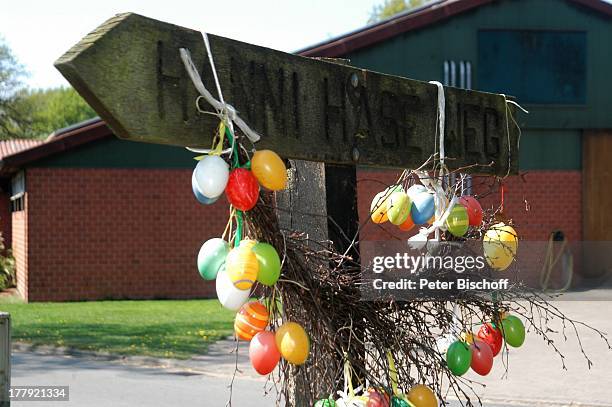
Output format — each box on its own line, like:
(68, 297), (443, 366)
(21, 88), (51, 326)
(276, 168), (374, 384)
(429, 81), (445, 169)
(408, 82), (448, 245)
(179, 35), (261, 153)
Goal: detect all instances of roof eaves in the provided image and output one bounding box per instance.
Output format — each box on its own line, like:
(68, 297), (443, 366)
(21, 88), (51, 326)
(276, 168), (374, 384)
(0, 118), (112, 177)
(298, 0), (612, 58)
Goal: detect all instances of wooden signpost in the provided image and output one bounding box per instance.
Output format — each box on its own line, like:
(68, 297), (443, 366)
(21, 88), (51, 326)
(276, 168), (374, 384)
(55, 12), (519, 405)
(55, 13), (518, 175)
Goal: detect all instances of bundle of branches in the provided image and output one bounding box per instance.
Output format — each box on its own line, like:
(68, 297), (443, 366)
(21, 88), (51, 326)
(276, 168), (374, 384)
(239, 186), (611, 407)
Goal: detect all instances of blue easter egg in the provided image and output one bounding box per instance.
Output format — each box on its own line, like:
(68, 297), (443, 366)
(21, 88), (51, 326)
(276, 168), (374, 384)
(407, 184), (427, 201)
(192, 171), (220, 205)
(411, 192), (435, 224)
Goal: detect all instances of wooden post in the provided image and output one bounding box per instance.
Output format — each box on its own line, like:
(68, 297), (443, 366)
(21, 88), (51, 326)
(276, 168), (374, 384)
(0, 312), (10, 407)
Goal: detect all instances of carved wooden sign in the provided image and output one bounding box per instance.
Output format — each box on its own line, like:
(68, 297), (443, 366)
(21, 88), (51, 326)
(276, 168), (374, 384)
(55, 12), (518, 174)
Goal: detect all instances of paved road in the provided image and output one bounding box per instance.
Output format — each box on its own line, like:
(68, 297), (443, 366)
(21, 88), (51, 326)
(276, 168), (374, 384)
(9, 351), (520, 407)
(9, 298), (612, 407)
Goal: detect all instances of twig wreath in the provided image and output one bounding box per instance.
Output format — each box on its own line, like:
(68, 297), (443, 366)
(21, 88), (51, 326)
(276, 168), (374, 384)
(183, 35), (610, 407)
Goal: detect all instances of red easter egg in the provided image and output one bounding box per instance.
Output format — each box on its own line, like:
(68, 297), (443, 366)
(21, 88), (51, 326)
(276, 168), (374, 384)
(249, 331), (281, 375)
(477, 323), (503, 357)
(226, 168), (260, 211)
(470, 340), (494, 376)
(459, 196), (483, 226)
(367, 389), (390, 407)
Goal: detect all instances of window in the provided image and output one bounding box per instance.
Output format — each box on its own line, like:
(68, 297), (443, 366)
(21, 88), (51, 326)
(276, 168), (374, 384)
(10, 171), (25, 213)
(478, 30), (587, 105)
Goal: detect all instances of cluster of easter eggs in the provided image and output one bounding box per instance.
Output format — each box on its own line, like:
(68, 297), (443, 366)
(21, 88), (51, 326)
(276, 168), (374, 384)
(196, 238), (281, 310)
(192, 149), (287, 210)
(197, 236), (310, 374)
(369, 185), (483, 238)
(315, 384), (437, 407)
(445, 314), (525, 377)
(246, 314), (310, 375)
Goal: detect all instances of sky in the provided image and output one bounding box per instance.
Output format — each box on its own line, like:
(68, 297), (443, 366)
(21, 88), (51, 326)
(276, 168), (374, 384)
(1, 0), (379, 89)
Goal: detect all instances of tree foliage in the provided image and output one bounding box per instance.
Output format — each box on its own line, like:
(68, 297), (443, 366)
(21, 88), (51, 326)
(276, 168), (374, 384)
(0, 37), (29, 138)
(0, 37), (96, 140)
(368, 0), (427, 23)
(17, 87), (97, 138)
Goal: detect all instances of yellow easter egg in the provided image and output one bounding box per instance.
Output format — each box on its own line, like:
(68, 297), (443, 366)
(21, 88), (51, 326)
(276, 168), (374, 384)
(483, 223), (518, 271)
(275, 322), (309, 365)
(251, 150), (287, 191)
(370, 185), (401, 224)
(226, 245), (259, 290)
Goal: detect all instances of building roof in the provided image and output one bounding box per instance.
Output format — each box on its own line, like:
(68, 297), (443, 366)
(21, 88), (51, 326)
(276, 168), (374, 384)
(0, 118), (112, 177)
(298, 0), (612, 57)
(0, 139), (45, 161)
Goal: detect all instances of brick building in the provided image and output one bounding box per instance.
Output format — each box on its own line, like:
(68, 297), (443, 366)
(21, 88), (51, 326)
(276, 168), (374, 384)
(0, 119), (229, 302)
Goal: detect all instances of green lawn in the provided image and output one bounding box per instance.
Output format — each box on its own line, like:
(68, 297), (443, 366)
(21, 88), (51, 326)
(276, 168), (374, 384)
(0, 299), (235, 359)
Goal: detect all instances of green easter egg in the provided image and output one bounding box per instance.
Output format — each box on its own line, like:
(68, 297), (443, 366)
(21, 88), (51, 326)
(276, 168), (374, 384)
(197, 238), (230, 280)
(252, 242), (281, 286)
(446, 340), (472, 376)
(387, 191), (411, 225)
(501, 315), (525, 348)
(446, 204), (469, 237)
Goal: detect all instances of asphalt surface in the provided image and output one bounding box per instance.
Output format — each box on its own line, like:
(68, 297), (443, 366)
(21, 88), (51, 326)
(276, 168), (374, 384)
(8, 296), (612, 407)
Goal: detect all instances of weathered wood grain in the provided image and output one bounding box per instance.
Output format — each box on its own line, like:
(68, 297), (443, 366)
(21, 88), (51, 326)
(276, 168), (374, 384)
(55, 13), (518, 174)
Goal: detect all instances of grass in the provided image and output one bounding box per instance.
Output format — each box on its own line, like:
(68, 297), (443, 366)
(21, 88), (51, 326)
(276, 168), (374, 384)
(0, 299), (235, 359)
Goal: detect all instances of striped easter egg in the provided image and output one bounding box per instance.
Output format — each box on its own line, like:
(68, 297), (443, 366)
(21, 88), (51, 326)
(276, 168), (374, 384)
(226, 245), (259, 290)
(235, 301), (269, 341)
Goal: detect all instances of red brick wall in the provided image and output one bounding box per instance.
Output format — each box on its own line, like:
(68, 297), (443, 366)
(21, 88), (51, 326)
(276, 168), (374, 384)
(24, 168), (228, 302)
(12, 193), (28, 301)
(356, 169), (582, 242)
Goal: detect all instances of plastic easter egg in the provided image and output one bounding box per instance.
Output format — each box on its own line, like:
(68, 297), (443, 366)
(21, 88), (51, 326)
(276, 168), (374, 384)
(470, 340), (494, 376)
(411, 192), (435, 225)
(197, 238), (229, 280)
(407, 385), (437, 407)
(501, 315), (525, 348)
(239, 239), (258, 250)
(235, 301), (269, 341)
(446, 204), (469, 237)
(367, 389), (390, 407)
(194, 155), (229, 198)
(226, 245), (259, 290)
(192, 171), (220, 204)
(251, 150), (287, 191)
(215, 266), (250, 311)
(406, 184), (427, 201)
(275, 322), (309, 365)
(398, 215), (415, 232)
(461, 331), (475, 344)
(387, 191), (411, 225)
(249, 331), (281, 375)
(483, 223), (518, 271)
(370, 186), (400, 224)
(226, 168), (260, 211)
(446, 341), (472, 376)
(252, 242), (281, 286)
(459, 196), (483, 226)
(315, 398), (337, 407)
(477, 323), (503, 356)
(391, 397), (411, 407)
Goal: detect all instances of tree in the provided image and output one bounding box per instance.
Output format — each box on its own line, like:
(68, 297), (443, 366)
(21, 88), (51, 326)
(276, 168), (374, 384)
(18, 87), (96, 138)
(368, 0), (427, 23)
(0, 37), (29, 138)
